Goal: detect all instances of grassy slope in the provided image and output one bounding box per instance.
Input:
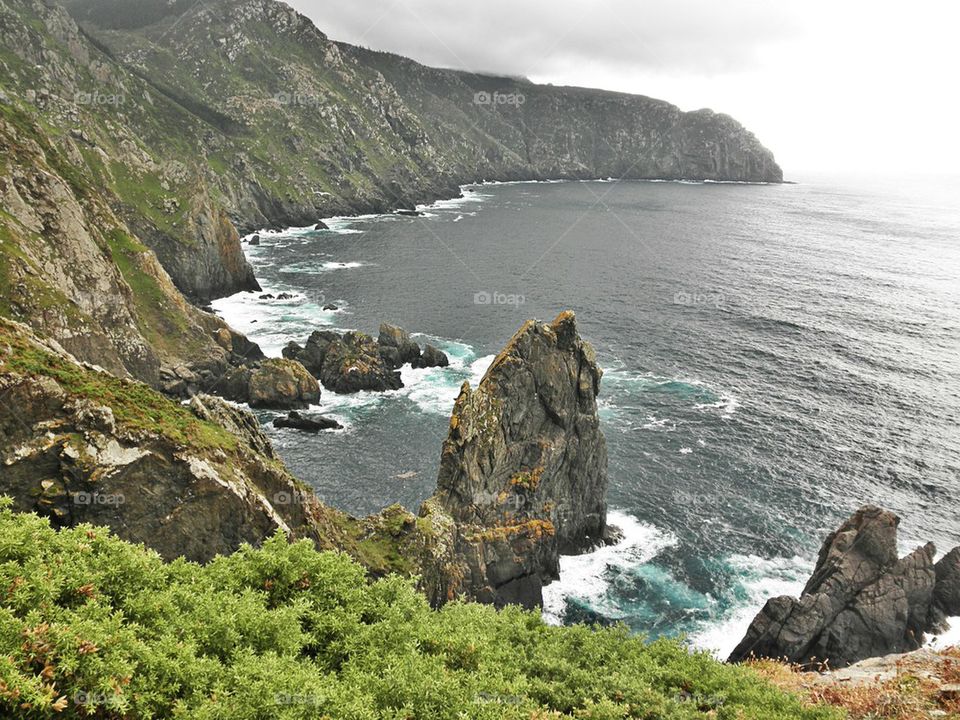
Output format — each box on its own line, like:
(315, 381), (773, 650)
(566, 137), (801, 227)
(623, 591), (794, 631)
(0, 505), (841, 720)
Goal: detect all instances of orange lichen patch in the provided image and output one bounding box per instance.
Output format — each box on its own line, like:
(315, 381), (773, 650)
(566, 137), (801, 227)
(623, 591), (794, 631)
(509, 466), (545, 491)
(470, 519), (556, 543)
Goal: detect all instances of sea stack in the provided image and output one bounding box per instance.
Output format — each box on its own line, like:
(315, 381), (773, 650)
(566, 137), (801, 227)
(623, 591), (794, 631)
(418, 311), (609, 608)
(729, 505), (960, 668)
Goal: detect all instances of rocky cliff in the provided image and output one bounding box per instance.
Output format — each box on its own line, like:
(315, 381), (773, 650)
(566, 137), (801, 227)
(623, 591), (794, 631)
(730, 506), (960, 669)
(418, 311), (610, 608)
(0, 310), (611, 610)
(0, 316), (420, 573)
(0, 0), (782, 386)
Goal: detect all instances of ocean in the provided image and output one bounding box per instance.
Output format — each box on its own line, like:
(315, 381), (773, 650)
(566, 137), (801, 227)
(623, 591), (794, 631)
(212, 173), (960, 658)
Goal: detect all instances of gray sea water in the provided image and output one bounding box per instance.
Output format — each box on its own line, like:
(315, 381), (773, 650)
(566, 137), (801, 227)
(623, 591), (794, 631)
(213, 173), (960, 656)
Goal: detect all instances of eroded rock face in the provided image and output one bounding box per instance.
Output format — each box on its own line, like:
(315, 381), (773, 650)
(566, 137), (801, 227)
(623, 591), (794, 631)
(730, 505), (960, 668)
(418, 311), (608, 608)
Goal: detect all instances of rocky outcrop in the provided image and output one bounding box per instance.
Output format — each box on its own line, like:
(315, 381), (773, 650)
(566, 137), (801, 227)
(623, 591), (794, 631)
(284, 325), (450, 391)
(318, 332), (403, 394)
(378, 323), (421, 367)
(274, 410), (343, 432)
(221, 358), (320, 409)
(415, 344), (450, 369)
(0, 318), (420, 574)
(418, 311), (608, 608)
(133, 185), (261, 302)
(282, 330), (339, 376)
(730, 505), (960, 668)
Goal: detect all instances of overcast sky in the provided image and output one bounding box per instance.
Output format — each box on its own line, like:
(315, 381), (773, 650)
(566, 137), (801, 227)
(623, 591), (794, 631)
(285, 0), (959, 178)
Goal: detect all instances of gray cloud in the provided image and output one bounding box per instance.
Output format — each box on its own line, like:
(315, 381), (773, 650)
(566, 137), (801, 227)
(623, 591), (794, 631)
(286, 0), (803, 80)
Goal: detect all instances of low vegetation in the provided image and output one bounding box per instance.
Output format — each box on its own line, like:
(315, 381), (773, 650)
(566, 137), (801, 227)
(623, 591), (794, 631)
(752, 653), (960, 720)
(0, 503), (843, 719)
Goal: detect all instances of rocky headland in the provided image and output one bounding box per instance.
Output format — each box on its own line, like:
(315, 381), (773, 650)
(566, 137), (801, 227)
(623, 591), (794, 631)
(730, 505), (960, 669)
(0, 310), (609, 609)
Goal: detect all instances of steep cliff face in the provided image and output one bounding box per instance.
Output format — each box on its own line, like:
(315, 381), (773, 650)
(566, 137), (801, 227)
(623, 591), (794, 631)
(0, 0), (260, 303)
(0, 103), (243, 383)
(57, 0), (782, 231)
(419, 311), (609, 609)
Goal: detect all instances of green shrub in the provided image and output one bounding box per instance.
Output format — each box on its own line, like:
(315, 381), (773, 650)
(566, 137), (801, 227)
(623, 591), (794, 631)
(0, 501), (841, 719)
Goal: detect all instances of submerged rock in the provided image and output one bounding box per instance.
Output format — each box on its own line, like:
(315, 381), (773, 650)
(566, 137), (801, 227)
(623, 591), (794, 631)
(730, 505), (960, 668)
(418, 311), (608, 608)
(274, 410), (342, 432)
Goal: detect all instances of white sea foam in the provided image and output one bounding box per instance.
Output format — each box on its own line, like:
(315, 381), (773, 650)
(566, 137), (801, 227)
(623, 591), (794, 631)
(398, 350), (495, 415)
(926, 618), (960, 649)
(542, 510), (677, 625)
(687, 554), (811, 659)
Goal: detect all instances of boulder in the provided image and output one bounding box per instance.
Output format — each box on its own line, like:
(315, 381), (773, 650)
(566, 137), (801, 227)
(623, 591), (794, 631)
(319, 331), (403, 393)
(220, 359), (320, 409)
(248, 234), (260, 246)
(418, 311), (608, 609)
(395, 209), (422, 217)
(729, 505), (960, 668)
(274, 410), (343, 432)
(414, 344), (449, 369)
(248, 359), (320, 409)
(378, 323), (421, 367)
(313, 221), (329, 231)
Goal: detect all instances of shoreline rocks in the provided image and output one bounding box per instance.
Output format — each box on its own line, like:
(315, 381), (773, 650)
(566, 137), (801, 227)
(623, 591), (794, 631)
(220, 358), (320, 409)
(729, 505), (960, 669)
(283, 323), (450, 393)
